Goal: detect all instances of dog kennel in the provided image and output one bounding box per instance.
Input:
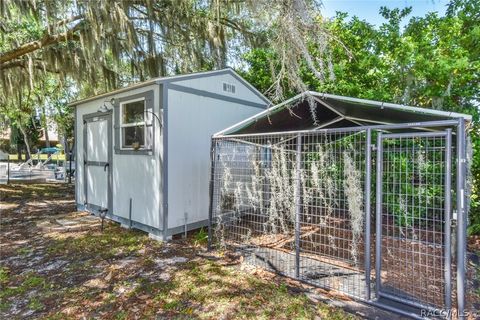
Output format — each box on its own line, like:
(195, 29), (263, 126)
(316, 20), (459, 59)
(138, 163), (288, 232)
(208, 92), (471, 318)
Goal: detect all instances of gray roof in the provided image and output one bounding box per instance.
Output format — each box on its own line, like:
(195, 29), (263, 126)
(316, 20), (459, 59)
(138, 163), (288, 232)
(68, 68), (270, 107)
(216, 91), (472, 135)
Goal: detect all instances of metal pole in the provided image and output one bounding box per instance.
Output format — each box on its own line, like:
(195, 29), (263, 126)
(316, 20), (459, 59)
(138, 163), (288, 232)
(456, 118), (466, 318)
(375, 132), (383, 298)
(444, 128), (452, 315)
(364, 129), (372, 300)
(184, 212), (188, 238)
(68, 152), (72, 184)
(7, 155), (10, 185)
(294, 133), (302, 279)
(207, 139), (216, 251)
(217, 119), (460, 139)
(382, 131), (448, 139)
(129, 198), (133, 228)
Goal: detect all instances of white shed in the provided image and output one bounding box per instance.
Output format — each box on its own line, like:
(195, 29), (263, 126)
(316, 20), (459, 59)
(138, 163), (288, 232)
(70, 68), (269, 239)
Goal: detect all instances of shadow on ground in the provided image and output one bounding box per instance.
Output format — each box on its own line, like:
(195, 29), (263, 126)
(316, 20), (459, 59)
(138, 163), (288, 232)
(0, 183), (358, 319)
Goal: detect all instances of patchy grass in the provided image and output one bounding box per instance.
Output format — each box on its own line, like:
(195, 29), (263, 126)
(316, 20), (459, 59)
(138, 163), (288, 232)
(0, 183), (72, 203)
(140, 260), (323, 319)
(193, 227), (209, 246)
(0, 183), (358, 319)
(46, 225), (150, 260)
(0, 267), (9, 284)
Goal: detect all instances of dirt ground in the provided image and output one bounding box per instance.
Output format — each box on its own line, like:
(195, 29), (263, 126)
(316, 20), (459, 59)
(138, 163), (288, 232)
(0, 183), (359, 320)
(467, 236), (480, 315)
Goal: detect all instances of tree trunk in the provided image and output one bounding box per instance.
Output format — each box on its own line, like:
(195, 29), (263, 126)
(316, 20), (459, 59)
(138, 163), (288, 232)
(44, 127), (50, 148)
(18, 125), (32, 161)
(16, 143), (22, 161)
(41, 106), (50, 148)
(61, 131), (70, 158)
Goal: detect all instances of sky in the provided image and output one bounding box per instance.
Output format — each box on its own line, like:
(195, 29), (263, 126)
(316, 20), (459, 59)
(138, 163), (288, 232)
(322, 0), (449, 26)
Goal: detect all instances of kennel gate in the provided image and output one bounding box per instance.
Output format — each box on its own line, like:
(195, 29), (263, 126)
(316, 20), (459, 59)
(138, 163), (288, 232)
(208, 119), (467, 318)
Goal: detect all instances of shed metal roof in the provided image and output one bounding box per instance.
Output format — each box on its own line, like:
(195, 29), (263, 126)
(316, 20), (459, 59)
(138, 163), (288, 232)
(68, 68), (270, 107)
(216, 91), (472, 136)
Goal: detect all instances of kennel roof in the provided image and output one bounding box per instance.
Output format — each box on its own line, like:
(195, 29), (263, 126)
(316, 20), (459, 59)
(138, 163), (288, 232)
(215, 91), (472, 136)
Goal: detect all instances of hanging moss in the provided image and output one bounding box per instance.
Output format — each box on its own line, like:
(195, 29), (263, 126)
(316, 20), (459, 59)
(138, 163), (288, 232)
(2, 0), (332, 126)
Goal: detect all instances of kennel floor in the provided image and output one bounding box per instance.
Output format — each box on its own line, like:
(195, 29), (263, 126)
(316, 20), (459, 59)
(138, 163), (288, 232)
(237, 246), (368, 300)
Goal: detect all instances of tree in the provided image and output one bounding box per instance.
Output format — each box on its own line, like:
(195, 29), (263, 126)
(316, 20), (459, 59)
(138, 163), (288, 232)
(242, 0), (480, 233)
(10, 117), (41, 161)
(0, 0), (335, 155)
(0, 0), (332, 109)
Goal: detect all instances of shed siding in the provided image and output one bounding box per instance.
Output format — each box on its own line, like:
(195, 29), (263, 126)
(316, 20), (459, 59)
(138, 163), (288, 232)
(171, 73), (266, 106)
(166, 88), (265, 230)
(75, 84), (163, 229)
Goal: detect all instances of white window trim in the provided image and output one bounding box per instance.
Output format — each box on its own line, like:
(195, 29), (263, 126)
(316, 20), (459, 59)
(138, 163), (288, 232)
(119, 97), (147, 150)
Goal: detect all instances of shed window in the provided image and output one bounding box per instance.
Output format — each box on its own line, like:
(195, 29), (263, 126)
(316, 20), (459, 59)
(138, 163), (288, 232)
(120, 99), (146, 149)
(114, 90), (154, 155)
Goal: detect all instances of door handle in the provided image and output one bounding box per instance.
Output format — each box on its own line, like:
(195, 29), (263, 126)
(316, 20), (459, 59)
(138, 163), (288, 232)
(104, 163), (109, 171)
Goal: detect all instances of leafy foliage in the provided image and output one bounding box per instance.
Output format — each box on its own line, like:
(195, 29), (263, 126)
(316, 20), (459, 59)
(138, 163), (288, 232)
(382, 138), (445, 228)
(193, 227), (209, 246)
(1, 0), (333, 154)
(243, 0), (480, 233)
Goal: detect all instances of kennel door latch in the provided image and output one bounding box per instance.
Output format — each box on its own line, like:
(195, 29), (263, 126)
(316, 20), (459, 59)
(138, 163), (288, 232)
(452, 210), (458, 223)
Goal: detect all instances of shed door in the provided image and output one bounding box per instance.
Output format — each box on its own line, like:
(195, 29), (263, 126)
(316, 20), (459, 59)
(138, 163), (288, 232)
(375, 130), (452, 312)
(83, 113), (112, 215)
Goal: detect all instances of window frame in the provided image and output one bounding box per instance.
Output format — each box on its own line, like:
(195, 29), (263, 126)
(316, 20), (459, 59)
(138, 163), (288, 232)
(119, 97), (147, 150)
(114, 89), (155, 156)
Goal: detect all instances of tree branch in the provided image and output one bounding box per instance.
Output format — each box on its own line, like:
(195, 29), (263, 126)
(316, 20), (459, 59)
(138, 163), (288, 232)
(1, 59), (61, 73)
(0, 20), (84, 65)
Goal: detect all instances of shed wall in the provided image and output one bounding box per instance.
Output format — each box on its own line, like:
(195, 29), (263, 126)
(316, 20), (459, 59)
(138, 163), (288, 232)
(166, 87), (266, 231)
(75, 84), (163, 229)
(171, 72), (267, 106)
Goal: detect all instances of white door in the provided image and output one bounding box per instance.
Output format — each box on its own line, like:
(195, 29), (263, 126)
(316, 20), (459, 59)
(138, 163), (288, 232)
(83, 113), (112, 214)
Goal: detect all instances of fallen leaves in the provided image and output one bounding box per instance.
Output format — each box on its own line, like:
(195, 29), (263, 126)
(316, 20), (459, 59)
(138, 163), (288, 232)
(83, 278), (108, 289)
(0, 183), (359, 320)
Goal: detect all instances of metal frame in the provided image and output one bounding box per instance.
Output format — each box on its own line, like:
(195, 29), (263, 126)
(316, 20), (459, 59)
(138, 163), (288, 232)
(213, 92), (472, 136)
(294, 133), (302, 278)
(313, 92), (472, 121)
(364, 128), (372, 300)
(215, 120), (461, 139)
(208, 119), (468, 319)
(445, 129), (452, 312)
(375, 129), (452, 312)
(456, 118), (467, 318)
